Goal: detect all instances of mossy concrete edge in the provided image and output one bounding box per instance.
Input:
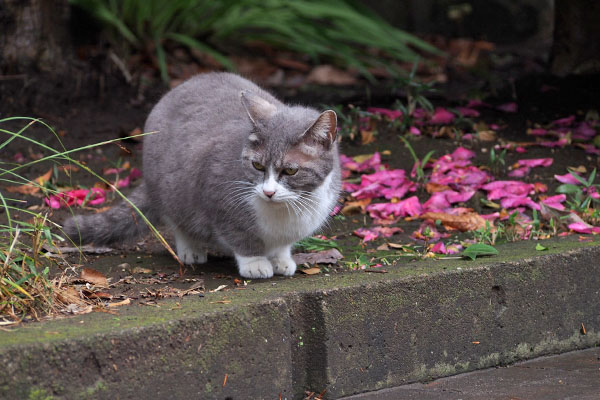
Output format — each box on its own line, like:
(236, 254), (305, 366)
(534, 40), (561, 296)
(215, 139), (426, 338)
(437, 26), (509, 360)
(0, 237), (598, 399)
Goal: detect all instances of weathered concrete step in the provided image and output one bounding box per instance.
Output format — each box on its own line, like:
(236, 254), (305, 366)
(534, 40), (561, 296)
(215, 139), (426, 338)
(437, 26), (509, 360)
(341, 347), (600, 400)
(1, 238), (599, 399)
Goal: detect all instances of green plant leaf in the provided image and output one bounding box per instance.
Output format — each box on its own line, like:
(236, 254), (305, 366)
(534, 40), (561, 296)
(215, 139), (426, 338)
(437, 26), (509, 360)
(556, 184), (581, 194)
(295, 237), (340, 252)
(535, 243), (548, 251)
(165, 33), (235, 71)
(587, 168), (596, 186)
(461, 243), (498, 260)
(568, 170), (589, 186)
(69, 0), (444, 81)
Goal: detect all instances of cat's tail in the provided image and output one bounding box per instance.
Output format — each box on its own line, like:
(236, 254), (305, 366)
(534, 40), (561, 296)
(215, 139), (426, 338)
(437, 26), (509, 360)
(63, 183), (158, 245)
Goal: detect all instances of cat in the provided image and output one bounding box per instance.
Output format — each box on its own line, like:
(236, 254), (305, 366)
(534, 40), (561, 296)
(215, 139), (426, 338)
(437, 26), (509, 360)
(64, 72), (341, 279)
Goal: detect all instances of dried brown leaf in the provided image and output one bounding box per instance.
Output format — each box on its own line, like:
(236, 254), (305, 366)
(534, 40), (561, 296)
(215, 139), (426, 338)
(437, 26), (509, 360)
(80, 268), (109, 287)
(360, 129), (376, 145)
(341, 198), (371, 215)
(132, 266), (152, 274)
(300, 267), (322, 275)
(107, 298), (131, 307)
(420, 212), (487, 232)
(56, 286), (81, 305)
(425, 182), (452, 194)
(539, 203), (591, 229)
(478, 130), (497, 141)
(306, 65), (357, 85)
(293, 249), (343, 265)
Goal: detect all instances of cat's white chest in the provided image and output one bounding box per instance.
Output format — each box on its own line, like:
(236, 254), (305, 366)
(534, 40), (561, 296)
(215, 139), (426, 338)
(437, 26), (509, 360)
(252, 172), (336, 250)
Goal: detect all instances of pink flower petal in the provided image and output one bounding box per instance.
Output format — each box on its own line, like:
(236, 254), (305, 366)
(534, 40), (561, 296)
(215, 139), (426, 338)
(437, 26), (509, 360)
(466, 99), (490, 108)
(430, 107), (455, 125)
(104, 167), (126, 175)
(456, 107), (480, 117)
(13, 152), (25, 163)
(116, 176), (130, 189)
(340, 152), (382, 173)
(423, 192), (451, 213)
(129, 167), (142, 180)
(554, 173), (582, 185)
(568, 222), (594, 234)
(381, 182), (413, 200)
(542, 194), (566, 204)
(353, 226), (402, 242)
(329, 204), (342, 216)
(44, 195), (63, 209)
(588, 187), (600, 199)
(353, 228), (379, 242)
(481, 212), (500, 222)
(409, 126), (421, 135)
(582, 144), (600, 155)
(516, 158), (553, 168)
(500, 196), (540, 210)
(527, 128), (548, 136)
(431, 242), (447, 254)
(541, 194), (567, 211)
(552, 115), (576, 127)
(361, 169), (406, 186)
(515, 146), (527, 153)
(508, 166), (531, 178)
(343, 182), (360, 192)
(367, 196), (422, 219)
(352, 183), (384, 199)
(446, 188), (475, 203)
(482, 181), (534, 199)
(410, 222), (449, 242)
(451, 146), (476, 160)
(375, 226), (403, 238)
(573, 122), (596, 140)
(412, 108), (428, 120)
(368, 107), (403, 120)
(541, 138), (569, 148)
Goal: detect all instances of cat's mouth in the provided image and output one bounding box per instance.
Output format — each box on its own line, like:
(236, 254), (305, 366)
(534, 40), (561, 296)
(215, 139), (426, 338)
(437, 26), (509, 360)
(258, 193), (286, 204)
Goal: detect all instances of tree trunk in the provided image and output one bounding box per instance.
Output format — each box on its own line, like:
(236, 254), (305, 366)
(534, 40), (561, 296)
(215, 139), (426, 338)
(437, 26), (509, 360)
(0, 0), (71, 75)
(550, 0), (600, 76)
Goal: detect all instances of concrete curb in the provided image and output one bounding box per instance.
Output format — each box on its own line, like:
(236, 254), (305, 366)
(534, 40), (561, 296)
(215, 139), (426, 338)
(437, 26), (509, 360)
(1, 240), (599, 399)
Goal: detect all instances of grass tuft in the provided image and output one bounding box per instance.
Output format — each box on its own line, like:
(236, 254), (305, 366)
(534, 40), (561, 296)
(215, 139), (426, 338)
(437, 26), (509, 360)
(69, 0), (441, 82)
(0, 117), (178, 323)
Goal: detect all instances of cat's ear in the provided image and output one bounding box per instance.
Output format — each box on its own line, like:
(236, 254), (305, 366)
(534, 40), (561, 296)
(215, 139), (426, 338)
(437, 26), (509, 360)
(240, 91), (277, 125)
(303, 110), (337, 148)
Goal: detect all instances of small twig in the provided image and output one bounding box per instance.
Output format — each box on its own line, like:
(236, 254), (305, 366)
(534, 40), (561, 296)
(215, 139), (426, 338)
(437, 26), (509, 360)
(109, 51), (132, 83)
(3, 227), (20, 270)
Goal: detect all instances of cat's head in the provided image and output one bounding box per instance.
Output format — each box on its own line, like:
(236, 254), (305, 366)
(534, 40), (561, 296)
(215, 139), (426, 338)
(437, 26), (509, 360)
(238, 91), (339, 205)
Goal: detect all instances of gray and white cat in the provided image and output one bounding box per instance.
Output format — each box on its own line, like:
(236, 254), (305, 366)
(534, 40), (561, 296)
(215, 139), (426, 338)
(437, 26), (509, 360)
(64, 72), (341, 279)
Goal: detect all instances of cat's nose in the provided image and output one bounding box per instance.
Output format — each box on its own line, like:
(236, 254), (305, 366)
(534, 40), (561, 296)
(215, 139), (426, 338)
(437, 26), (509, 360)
(263, 190), (275, 198)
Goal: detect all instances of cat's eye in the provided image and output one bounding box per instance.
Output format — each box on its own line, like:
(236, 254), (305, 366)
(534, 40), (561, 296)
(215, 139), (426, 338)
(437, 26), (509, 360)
(283, 167), (298, 175)
(252, 161), (265, 171)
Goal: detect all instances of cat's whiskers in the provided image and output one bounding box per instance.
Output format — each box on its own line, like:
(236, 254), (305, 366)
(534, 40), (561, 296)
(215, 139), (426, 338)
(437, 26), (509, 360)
(221, 184), (256, 221)
(216, 180), (254, 190)
(292, 197), (324, 227)
(295, 190), (334, 231)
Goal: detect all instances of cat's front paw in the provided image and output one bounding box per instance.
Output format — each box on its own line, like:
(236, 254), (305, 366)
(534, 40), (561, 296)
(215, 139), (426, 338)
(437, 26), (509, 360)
(270, 254), (297, 276)
(235, 255), (274, 279)
(177, 247), (208, 265)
